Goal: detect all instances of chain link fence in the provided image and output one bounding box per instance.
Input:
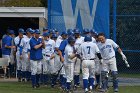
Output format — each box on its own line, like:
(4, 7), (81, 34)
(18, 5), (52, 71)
(110, 0), (140, 85)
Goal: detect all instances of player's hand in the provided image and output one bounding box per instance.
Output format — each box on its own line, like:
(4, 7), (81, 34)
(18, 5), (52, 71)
(99, 59), (103, 64)
(20, 55), (23, 60)
(121, 54), (127, 60)
(60, 56), (64, 63)
(11, 46), (16, 49)
(50, 54), (55, 59)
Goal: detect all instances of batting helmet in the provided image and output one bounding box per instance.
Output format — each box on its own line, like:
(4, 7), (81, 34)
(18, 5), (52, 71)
(68, 36), (76, 44)
(84, 35), (92, 42)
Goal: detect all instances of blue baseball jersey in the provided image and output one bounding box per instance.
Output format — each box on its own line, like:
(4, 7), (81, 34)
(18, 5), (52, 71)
(59, 39), (68, 57)
(29, 37), (43, 60)
(2, 35), (12, 55)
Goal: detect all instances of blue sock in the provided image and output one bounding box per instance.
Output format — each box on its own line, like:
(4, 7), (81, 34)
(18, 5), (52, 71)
(40, 74), (43, 83)
(66, 82), (71, 90)
(96, 75), (100, 84)
(22, 71), (26, 79)
(77, 75), (80, 85)
(83, 79), (88, 89)
(89, 78), (94, 89)
(62, 77), (66, 87)
(113, 79), (118, 89)
(17, 70), (21, 78)
(74, 75), (80, 85)
(60, 75), (63, 85)
(36, 74), (40, 85)
(43, 74), (48, 84)
(31, 75), (36, 86)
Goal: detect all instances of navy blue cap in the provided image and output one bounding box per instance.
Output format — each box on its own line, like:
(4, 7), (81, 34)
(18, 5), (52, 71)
(26, 28), (32, 32)
(49, 29), (55, 34)
(83, 28), (90, 34)
(61, 31), (68, 35)
(73, 28), (80, 34)
(18, 28), (25, 34)
(43, 27), (48, 31)
(52, 34), (58, 38)
(35, 29), (40, 34)
(67, 29), (74, 36)
(9, 30), (15, 34)
(43, 32), (50, 37)
(30, 30), (35, 34)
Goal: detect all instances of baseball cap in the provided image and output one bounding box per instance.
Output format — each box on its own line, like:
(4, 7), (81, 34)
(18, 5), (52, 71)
(43, 32), (50, 37)
(35, 29), (40, 34)
(18, 28), (25, 34)
(9, 30), (15, 34)
(43, 27), (48, 31)
(61, 31), (68, 35)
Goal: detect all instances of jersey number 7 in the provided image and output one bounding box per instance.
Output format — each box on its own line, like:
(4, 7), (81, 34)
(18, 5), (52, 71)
(87, 46), (91, 54)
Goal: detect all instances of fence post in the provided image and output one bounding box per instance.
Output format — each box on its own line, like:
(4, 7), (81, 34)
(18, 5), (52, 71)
(48, 0), (51, 29)
(113, 0), (117, 42)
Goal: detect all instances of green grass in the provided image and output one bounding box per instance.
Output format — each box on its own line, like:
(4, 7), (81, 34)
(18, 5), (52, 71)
(118, 73), (140, 78)
(0, 82), (61, 93)
(0, 82), (140, 93)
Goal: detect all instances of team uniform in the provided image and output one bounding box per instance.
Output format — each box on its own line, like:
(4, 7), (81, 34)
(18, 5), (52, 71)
(97, 39), (119, 92)
(42, 38), (55, 86)
(53, 35), (63, 74)
(74, 36), (84, 87)
(29, 36), (43, 88)
(64, 36), (76, 92)
(78, 36), (101, 93)
(2, 34), (13, 77)
(20, 36), (31, 81)
(14, 35), (26, 81)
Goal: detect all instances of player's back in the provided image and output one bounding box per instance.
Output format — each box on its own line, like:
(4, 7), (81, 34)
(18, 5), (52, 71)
(80, 42), (99, 60)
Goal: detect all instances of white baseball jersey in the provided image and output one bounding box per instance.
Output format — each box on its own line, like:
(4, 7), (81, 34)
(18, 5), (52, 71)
(97, 39), (119, 60)
(74, 36), (84, 51)
(79, 42), (100, 60)
(92, 37), (96, 43)
(20, 36), (31, 53)
(14, 35), (27, 51)
(42, 39), (55, 60)
(64, 44), (75, 63)
(55, 35), (63, 48)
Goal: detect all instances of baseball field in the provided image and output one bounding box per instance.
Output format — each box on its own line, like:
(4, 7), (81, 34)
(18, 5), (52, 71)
(0, 81), (139, 93)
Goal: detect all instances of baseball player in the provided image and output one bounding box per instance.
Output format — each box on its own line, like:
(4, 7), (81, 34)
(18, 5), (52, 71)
(90, 29), (101, 88)
(73, 28), (84, 89)
(58, 31), (68, 89)
(42, 32), (55, 87)
(83, 28), (96, 43)
(19, 28), (33, 82)
(78, 35), (103, 93)
(64, 36), (77, 93)
(2, 30), (16, 78)
(14, 28), (26, 82)
(29, 29), (45, 88)
(97, 33), (127, 92)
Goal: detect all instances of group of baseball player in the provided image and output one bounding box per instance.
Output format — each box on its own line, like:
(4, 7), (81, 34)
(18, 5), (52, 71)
(1, 27), (128, 93)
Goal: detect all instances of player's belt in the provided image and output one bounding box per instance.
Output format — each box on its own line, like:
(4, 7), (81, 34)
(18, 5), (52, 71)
(43, 54), (50, 57)
(83, 58), (95, 60)
(103, 56), (115, 60)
